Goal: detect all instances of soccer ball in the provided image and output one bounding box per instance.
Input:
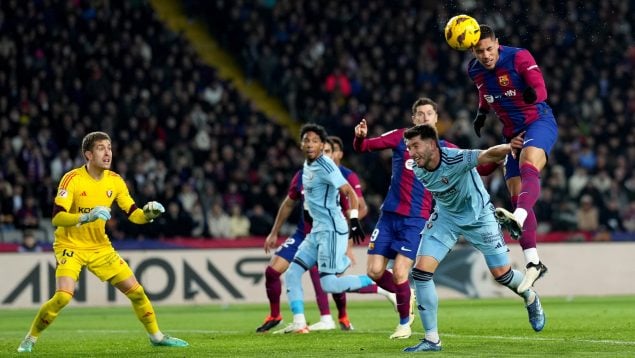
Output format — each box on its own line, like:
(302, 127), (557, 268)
(444, 15), (481, 51)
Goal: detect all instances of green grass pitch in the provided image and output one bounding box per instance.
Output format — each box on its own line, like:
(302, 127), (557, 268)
(1, 296), (634, 356)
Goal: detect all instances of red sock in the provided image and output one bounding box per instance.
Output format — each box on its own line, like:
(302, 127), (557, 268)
(395, 281), (411, 322)
(265, 266), (282, 317)
(357, 283), (379, 294)
(332, 293), (347, 319)
(519, 208), (537, 250)
(517, 163), (541, 214)
(309, 265), (330, 316)
(375, 270), (397, 292)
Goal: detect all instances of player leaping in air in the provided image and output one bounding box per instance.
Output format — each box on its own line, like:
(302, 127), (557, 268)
(468, 24), (558, 293)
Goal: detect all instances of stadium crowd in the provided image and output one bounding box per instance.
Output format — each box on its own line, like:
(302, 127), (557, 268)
(0, 0), (634, 242)
(188, 0), (635, 235)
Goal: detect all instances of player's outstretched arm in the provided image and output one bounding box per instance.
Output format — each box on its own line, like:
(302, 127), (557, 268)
(477, 132), (524, 164)
(264, 195), (297, 254)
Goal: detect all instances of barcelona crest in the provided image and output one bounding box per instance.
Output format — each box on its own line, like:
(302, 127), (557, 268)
(498, 74), (510, 86)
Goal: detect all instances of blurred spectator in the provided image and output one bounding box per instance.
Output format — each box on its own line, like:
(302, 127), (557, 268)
(208, 202), (231, 238)
(600, 201), (626, 232)
(576, 195), (600, 232)
(157, 201), (195, 238)
(18, 230), (42, 253)
(15, 195), (40, 230)
(247, 204), (274, 236)
(228, 204), (251, 238)
(189, 200), (208, 237)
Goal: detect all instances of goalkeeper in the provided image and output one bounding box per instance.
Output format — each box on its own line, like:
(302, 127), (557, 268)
(17, 131), (188, 353)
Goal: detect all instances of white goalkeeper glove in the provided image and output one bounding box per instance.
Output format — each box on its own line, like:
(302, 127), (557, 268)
(143, 201), (165, 221)
(79, 206), (111, 224)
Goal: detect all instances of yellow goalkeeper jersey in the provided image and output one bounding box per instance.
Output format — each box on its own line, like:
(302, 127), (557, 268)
(53, 166), (137, 250)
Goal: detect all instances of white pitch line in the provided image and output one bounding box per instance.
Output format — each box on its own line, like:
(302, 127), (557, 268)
(3, 329), (635, 346)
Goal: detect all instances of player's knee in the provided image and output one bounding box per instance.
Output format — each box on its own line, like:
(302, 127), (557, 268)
(319, 274), (338, 293)
(366, 266), (384, 281)
(285, 263), (305, 285)
(51, 290), (73, 309)
(125, 284), (147, 303)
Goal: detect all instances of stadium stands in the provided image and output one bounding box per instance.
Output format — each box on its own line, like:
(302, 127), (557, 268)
(1, 0), (633, 245)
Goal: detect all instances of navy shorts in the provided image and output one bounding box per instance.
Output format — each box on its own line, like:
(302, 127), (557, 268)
(367, 211), (426, 261)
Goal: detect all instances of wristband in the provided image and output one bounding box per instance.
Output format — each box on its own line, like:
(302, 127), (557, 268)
(349, 209), (359, 219)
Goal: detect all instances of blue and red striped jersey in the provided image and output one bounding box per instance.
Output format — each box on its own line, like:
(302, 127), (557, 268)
(468, 45), (553, 139)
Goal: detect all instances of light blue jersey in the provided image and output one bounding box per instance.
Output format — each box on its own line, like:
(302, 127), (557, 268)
(412, 147), (490, 226)
(302, 155), (349, 234)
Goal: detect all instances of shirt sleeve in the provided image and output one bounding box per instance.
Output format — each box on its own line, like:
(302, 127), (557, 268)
(515, 49), (547, 102)
(288, 171), (302, 201)
(113, 173), (138, 216)
(353, 128), (404, 152)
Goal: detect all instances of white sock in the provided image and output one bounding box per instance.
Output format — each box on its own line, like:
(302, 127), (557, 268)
(523, 248), (540, 265)
(513, 208), (528, 228)
(320, 314), (334, 323)
(149, 332), (164, 343)
(293, 314), (307, 325)
(425, 331), (440, 343)
(524, 290), (536, 306)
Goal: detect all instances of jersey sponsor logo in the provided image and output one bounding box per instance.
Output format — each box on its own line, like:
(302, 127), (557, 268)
(58, 189), (67, 198)
(498, 74), (510, 86)
(504, 89), (517, 97)
(405, 159), (415, 171)
(433, 186), (458, 199)
(106, 190), (113, 197)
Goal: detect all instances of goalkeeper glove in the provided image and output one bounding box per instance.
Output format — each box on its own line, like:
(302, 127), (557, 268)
(473, 110), (488, 137)
(522, 86), (537, 104)
(349, 218), (365, 244)
(79, 206), (111, 224)
(143, 201), (165, 221)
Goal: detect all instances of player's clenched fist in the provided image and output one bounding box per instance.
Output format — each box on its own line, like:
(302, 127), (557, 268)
(354, 119), (368, 138)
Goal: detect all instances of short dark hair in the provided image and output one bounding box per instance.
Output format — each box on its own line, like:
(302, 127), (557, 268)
(81, 131), (111, 160)
(300, 123), (328, 143)
(328, 136), (344, 151)
(403, 124), (439, 142)
(479, 25), (495, 41)
(411, 97), (438, 115)
(325, 136), (335, 149)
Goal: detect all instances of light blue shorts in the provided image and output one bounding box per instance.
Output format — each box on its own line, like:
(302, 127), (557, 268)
(418, 204), (510, 269)
(294, 230), (351, 274)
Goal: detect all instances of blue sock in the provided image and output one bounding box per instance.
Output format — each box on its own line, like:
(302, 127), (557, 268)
(286, 263), (306, 314)
(320, 274), (370, 293)
(411, 268), (437, 332)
